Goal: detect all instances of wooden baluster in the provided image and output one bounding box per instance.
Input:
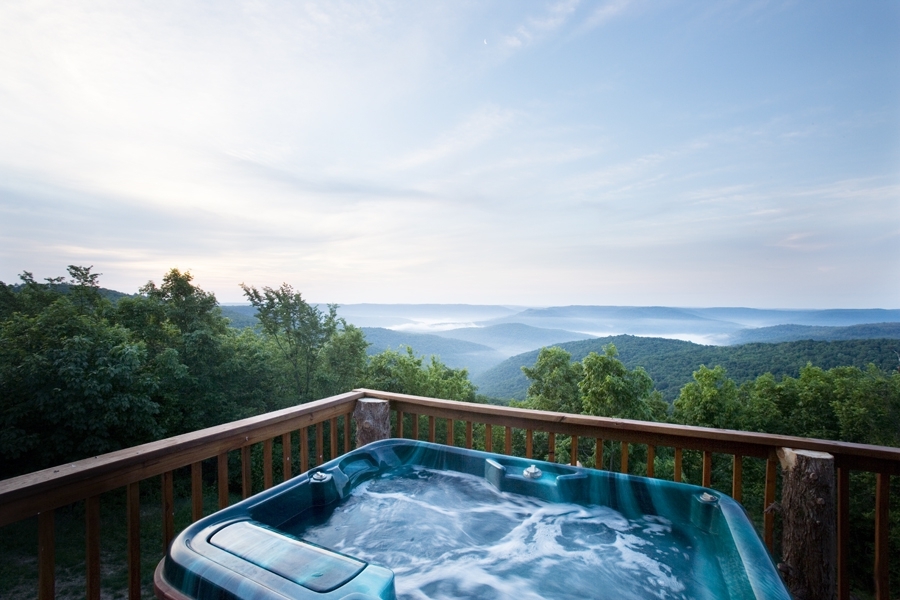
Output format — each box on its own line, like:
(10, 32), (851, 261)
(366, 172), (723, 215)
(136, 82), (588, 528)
(241, 445), (252, 499)
(674, 448), (683, 482)
(837, 466), (850, 600)
(218, 452), (229, 509)
(548, 433), (555, 463)
(38, 510), (54, 600)
(300, 427), (309, 473)
(411, 413), (419, 440)
(526, 430), (533, 459)
(505, 427), (512, 455)
(263, 439), (273, 490)
(86, 496), (100, 600)
(447, 419), (454, 446)
(595, 438), (604, 470)
(732, 455), (743, 502)
(344, 412), (351, 452)
(485, 424), (493, 453)
(162, 470), (175, 549)
(127, 482), (141, 600)
(570, 435), (578, 466)
(397, 410), (405, 438)
(620, 442), (629, 473)
(466, 422), (473, 449)
(702, 451), (712, 487)
(875, 472), (890, 600)
(764, 458), (777, 552)
(330, 419), (338, 459)
(316, 422), (324, 467)
(428, 416), (436, 443)
(282, 433), (292, 481)
(191, 462), (203, 521)
(646, 445), (655, 478)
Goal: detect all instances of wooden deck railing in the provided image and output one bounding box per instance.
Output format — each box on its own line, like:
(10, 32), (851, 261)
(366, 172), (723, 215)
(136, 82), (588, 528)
(0, 390), (363, 600)
(0, 388), (897, 599)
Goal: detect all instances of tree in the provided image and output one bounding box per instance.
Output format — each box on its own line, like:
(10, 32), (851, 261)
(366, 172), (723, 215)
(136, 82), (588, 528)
(673, 365), (740, 429)
(241, 283), (338, 402)
(519, 346), (583, 414)
(361, 346), (476, 401)
(0, 268), (161, 477)
(580, 344), (666, 421)
(315, 325), (369, 398)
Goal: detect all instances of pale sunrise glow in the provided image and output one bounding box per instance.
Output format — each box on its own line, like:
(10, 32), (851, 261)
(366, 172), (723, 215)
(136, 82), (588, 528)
(1, 1), (898, 307)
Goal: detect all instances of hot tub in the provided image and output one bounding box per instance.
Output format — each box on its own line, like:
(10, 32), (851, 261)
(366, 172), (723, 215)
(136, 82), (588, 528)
(155, 439), (790, 599)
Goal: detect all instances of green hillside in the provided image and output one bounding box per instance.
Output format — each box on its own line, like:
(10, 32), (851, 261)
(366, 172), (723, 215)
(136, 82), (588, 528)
(473, 335), (900, 402)
(726, 322), (900, 344)
(360, 327), (506, 375)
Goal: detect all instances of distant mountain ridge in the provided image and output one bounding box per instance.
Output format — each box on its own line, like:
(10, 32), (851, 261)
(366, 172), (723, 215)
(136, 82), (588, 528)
(360, 327), (505, 376)
(472, 336), (900, 402)
(726, 322), (900, 344)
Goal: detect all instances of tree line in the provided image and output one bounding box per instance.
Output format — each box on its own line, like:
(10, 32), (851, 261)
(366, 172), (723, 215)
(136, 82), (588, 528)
(0, 267), (474, 479)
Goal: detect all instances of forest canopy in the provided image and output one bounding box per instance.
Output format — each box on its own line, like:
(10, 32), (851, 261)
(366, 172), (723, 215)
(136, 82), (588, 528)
(0, 267), (474, 478)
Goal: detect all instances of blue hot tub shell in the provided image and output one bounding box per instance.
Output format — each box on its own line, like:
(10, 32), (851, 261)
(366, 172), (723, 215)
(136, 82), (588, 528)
(155, 439), (791, 600)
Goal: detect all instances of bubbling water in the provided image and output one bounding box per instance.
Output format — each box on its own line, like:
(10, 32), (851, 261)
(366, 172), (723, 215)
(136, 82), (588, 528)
(285, 466), (711, 600)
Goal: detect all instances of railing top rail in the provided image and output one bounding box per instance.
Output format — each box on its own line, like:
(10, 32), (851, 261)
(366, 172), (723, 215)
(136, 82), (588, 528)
(360, 389), (900, 472)
(3, 388), (898, 528)
(0, 391), (363, 526)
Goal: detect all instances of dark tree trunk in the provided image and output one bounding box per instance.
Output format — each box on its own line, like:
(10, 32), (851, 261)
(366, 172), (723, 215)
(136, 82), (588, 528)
(777, 447), (836, 600)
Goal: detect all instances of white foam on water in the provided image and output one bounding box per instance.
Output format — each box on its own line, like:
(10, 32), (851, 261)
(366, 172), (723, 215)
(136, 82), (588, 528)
(291, 467), (705, 599)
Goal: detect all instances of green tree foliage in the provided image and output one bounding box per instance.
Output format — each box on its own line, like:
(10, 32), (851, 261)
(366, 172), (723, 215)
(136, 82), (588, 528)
(240, 283), (340, 402)
(361, 346), (477, 401)
(519, 346), (583, 413)
(1, 266), (481, 478)
(0, 268), (161, 477)
(673, 365), (739, 429)
(580, 344), (667, 421)
(315, 325), (370, 398)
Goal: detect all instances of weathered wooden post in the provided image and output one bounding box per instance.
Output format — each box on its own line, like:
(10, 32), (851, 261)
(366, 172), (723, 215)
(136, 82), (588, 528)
(776, 447), (836, 600)
(353, 398), (391, 447)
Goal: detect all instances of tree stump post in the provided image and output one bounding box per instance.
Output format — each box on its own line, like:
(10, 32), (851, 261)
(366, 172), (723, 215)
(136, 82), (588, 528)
(353, 398), (391, 447)
(776, 447), (836, 600)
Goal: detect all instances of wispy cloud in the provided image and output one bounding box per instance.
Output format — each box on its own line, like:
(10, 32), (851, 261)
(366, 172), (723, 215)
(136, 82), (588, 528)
(392, 105), (518, 169)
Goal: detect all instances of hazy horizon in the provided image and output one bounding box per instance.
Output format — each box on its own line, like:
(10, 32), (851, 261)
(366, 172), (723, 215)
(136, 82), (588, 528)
(2, 1), (898, 308)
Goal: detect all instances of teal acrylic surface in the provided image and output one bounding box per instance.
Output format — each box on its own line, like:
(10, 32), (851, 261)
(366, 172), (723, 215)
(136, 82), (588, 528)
(158, 439), (791, 599)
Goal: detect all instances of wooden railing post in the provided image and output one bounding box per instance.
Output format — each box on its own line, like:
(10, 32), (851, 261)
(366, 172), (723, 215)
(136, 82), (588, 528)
(281, 433), (292, 481)
(353, 398), (390, 447)
(732, 455), (743, 502)
(764, 457), (777, 551)
(127, 482), (141, 600)
(162, 470), (175, 549)
(86, 496), (100, 600)
(263, 438), (273, 490)
(241, 445), (252, 499)
(38, 510), (54, 600)
(875, 472), (891, 600)
(777, 448), (836, 600)
(191, 462), (203, 521)
(218, 452), (229, 510)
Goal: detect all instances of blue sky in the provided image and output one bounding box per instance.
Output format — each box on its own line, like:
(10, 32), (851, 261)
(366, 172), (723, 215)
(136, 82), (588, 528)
(1, 1), (898, 307)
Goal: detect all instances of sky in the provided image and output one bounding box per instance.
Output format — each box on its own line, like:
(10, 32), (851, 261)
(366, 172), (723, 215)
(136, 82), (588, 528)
(1, 1), (898, 308)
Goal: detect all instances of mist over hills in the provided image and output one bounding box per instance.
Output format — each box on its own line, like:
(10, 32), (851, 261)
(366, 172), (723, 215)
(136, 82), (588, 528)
(359, 327), (505, 376)
(218, 302), (900, 395)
